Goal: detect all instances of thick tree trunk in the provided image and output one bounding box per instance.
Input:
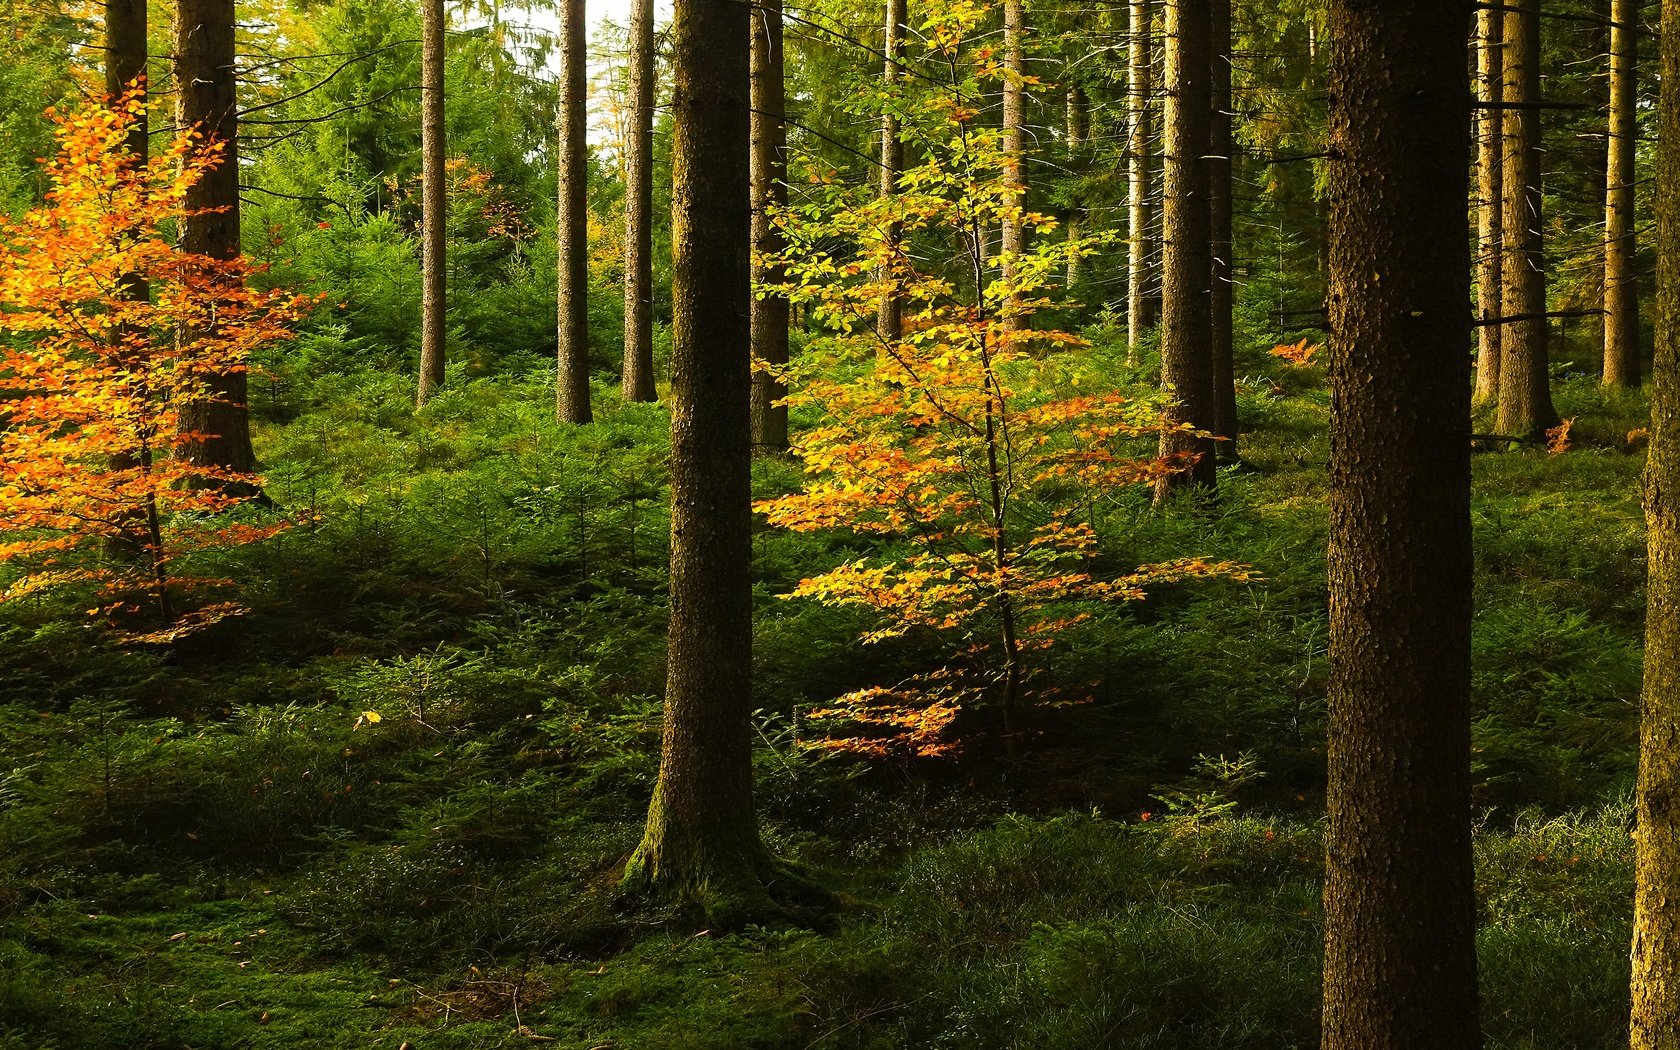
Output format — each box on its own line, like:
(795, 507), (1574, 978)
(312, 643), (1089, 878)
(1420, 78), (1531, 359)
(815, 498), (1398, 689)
(416, 0), (446, 408)
(106, 0), (146, 152)
(999, 0), (1027, 328)
(1154, 0), (1216, 500)
(556, 0), (593, 424)
(1128, 0), (1156, 357)
(1602, 0), (1639, 387)
(749, 0), (789, 451)
(1321, 3), (1480, 1047)
(1496, 0), (1559, 439)
(175, 0), (256, 476)
(1475, 3), (1503, 406)
(1209, 0), (1237, 462)
(624, 0), (784, 922)
(1631, 3), (1680, 1041)
(876, 0), (906, 343)
(622, 0), (658, 403)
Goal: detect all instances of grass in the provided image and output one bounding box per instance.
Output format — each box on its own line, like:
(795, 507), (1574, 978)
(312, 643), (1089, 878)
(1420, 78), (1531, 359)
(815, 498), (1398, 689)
(0, 359), (1649, 1048)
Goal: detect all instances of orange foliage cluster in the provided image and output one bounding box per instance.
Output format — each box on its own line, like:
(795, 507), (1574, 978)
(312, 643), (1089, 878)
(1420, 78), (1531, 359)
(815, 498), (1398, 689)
(0, 93), (308, 636)
(1269, 337), (1319, 366)
(755, 2), (1249, 758)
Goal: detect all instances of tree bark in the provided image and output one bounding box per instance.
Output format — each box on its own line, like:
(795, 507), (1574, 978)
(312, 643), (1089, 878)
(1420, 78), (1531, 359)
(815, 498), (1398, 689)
(1321, 3), (1480, 1046)
(876, 0), (906, 343)
(1065, 83), (1088, 286)
(1128, 0), (1156, 356)
(622, 0), (658, 403)
(106, 0), (146, 156)
(1602, 0), (1639, 387)
(1154, 0), (1216, 500)
(556, 0), (593, 424)
(1209, 0), (1237, 462)
(175, 0), (256, 476)
(1631, 3), (1680, 1041)
(1496, 0), (1559, 439)
(749, 0), (789, 451)
(999, 0), (1027, 328)
(623, 0), (782, 922)
(1475, 3), (1503, 406)
(416, 0), (446, 408)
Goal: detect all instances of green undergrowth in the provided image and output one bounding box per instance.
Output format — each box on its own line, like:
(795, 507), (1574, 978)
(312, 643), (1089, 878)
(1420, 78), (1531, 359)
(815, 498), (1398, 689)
(0, 356), (1648, 1047)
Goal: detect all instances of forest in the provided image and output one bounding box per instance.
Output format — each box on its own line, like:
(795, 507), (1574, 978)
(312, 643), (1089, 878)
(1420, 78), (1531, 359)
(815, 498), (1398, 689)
(0, 0), (1675, 1046)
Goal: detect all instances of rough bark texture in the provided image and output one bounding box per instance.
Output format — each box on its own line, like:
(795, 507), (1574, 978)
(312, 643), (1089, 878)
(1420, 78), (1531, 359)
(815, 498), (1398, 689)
(1209, 0), (1237, 462)
(622, 0), (658, 403)
(623, 0), (778, 921)
(1154, 0), (1216, 500)
(1496, 0), (1559, 439)
(556, 0), (593, 424)
(1602, 0), (1639, 387)
(1474, 3), (1503, 406)
(1321, 2), (1480, 1047)
(749, 0), (789, 451)
(174, 0), (254, 475)
(416, 0), (446, 409)
(1128, 0), (1156, 355)
(999, 0), (1027, 328)
(1631, 3), (1680, 1040)
(876, 0), (906, 343)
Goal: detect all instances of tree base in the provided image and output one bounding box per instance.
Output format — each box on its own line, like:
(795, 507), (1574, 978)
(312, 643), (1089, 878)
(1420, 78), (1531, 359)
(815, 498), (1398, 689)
(619, 838), (837, 929)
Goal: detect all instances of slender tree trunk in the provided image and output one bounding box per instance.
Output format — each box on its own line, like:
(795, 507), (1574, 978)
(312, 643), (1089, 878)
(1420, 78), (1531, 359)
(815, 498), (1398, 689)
(1209, 0), (1237, 462)
(622, 0), (658, 402)
(1603, 0), (1639, 387)
(106, 0), (149, 561)
(416, 0), (446, 408)
(1496, 0), (1559, 440)
(877, 0), (906, 343)
(175, 0), (256, 476)
(1631, 3), (1680, 1040)
(1065, 83), (1088, 286)
(1128, 0), (1156, 357)
(749, 0), (789, 451)
(1154, 0), (1216, 500)
(999, 0), (1027, 328)
(556, 0), (593, 424)
(624, 0), (784, 922)
(1475, 3), (1503, 406)
(1321, 3), (1480, 1046)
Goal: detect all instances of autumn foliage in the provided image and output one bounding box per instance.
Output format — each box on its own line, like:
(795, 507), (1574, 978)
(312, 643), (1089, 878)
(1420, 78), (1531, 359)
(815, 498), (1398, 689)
(0, 93), (307, 637)
(756, 2), (1247, 758)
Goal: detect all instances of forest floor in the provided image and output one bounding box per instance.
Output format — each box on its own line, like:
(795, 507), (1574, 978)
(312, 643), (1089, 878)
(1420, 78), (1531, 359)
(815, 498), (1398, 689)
(0, 357), (1651, 1049)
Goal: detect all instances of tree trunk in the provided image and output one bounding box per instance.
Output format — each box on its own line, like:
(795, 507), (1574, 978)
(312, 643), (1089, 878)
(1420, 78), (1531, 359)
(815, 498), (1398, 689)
(556, 0), (593, 424)
(1065, 83), (1088, 286)
(623, 0), (784, 923)
(1602, 0), (1639, 387)
(416, 0), (446, 409)
(1496, 0), (1559, 440)
(175, 0), (256, 476)
(106, 0), (146, 155)
(1128, 0), (1156, 357)
(1631, 3), (1680, 1040)
(749, 0), (789, 451)
(622, 0), (658, 403)
(876, 0), (906, 343)
(1475, 3), (1503, 406)
(999, 0), (1027, 328)
(1321, 3), (1480, 1046)
(1209, 0), (1237, 462)
(1153, 0), (1216, 500)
